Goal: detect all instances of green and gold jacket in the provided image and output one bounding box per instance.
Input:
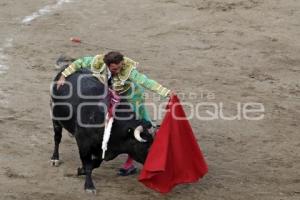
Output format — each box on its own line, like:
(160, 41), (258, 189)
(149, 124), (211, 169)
(61, 54), (170, 97)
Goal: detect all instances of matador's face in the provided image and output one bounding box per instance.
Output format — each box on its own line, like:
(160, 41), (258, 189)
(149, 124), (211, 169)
(108, 60), (124, 75)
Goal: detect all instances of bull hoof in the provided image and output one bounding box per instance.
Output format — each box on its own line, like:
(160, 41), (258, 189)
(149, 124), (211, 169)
(77, 167), (86, 176)
(85, 181), (96, 194)
(50, 159), (60, 167)
(85, 189), (97, 194)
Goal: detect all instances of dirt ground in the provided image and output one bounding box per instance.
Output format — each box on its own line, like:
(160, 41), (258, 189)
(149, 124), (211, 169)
(0, 0), (299, 199)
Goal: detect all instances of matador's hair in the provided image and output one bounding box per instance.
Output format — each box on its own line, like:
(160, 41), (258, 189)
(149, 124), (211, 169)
(103, 51), (124, 66)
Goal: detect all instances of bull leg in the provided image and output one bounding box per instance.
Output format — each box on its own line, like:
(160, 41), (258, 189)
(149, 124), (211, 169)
(77, 158), (102, 176)
(50, 120), (62, 167)
(80, 155), (96, 194)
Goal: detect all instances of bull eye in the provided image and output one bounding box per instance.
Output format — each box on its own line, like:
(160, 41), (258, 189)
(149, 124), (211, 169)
(127, 128), (133, 133)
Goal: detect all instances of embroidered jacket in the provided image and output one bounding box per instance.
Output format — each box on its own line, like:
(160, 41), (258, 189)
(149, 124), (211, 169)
(61, 54), (170, 97)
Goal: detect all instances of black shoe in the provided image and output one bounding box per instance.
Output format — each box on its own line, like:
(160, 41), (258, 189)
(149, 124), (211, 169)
(117, 166), (137, 176)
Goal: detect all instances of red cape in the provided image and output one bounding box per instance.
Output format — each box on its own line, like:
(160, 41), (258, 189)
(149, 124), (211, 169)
(139, 95), (208, 193)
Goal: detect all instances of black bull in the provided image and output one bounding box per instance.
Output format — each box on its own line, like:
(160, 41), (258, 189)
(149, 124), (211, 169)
(50, 69), (153, 193)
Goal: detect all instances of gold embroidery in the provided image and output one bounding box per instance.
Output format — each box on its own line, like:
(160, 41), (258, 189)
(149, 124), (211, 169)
(91, 54), (105, 70)
(112, 57), (138, 94)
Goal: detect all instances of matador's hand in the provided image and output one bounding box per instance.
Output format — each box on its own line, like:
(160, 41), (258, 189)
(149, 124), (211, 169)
(56, 75), (66, 90)
(168, 90), (176, 97)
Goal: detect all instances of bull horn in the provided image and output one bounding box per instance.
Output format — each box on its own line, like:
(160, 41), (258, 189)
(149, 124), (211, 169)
(134, 125), (147, 142)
